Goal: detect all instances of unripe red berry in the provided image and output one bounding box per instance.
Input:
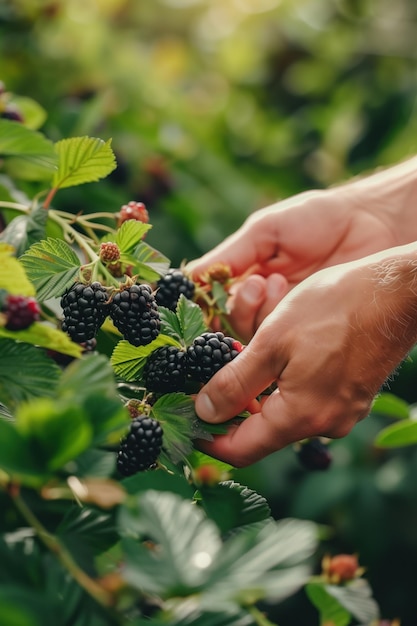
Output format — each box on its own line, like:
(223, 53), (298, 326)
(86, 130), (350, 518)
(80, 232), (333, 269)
(322, 554), (363, 584)
(99, 241), (120, 264)
(3, 295), (40, 330)
(117, 201), (149, 227)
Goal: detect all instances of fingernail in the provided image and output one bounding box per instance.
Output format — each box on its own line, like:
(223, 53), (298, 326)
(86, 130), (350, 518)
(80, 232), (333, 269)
(195, 392), (217, 421)
(243, 280), (263, 304)
(267, 274), (287, 299)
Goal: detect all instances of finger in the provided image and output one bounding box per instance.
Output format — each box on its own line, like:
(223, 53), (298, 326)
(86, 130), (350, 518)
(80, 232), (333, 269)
(227, 274), (288, 342)
(194, 327), (285, 424)
(186, 212), (278, 279)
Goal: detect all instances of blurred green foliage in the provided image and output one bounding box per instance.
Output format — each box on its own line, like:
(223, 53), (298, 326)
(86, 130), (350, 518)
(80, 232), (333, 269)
(2, 0), (417, 624)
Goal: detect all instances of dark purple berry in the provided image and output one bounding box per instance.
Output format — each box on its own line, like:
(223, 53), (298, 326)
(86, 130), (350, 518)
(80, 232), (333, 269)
(3, 294), (40, 330)
(186, 331), (243, 383)
(296, 438), (332, 471)
(109, 283), (160, 347)
(116, 416), (163, 476)
(142, 345), (188, 393)
(60, 281), (109, 343)
(155, 269), (195, 311)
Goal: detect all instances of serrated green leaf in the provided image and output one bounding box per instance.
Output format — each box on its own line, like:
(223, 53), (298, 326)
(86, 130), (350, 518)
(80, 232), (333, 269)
(20, 237), (81, 301)
(0, 119), (57, 172)
(176, 295), (208, 346)
(58, 353), (117, 401)
(53, 136), (116, 190)
(0, 339), (61, 411)
(374, 418), (417, 448)
(115, 220), (152, 253)
(0, 323), (83, 358)
(132, 240), (170, 281)
(201, 518), (317, 610)
(151, 393), (197, 463)
(371, 392), (410, 420)
(0, 244), (35, 295)
(211, 281), (230, 314)
(324, 580), (380, 623)
(111, 335), (181, 381)
(119, 490), (222, 594)
(84, 393), (130, 446)
(159, 306), (184, 341)
(306, 582), (351, 626)
(218, 481), (272, 527)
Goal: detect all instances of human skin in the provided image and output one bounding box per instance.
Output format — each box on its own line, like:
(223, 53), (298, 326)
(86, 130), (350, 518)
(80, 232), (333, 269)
(187, 157), (417, 466)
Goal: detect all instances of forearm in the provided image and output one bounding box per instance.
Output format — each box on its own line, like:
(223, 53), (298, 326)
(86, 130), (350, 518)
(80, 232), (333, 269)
(338, 156), (417, 246)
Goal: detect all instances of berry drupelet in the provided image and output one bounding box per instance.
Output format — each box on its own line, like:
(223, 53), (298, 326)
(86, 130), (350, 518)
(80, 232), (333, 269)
(116, 416), (163, 476)
(186, 331), (243, 383)
(109, 283), (161, 347)
(61, 281), (109, 343)
(155, 268), (195, 311)
(142, 345), (188, 394)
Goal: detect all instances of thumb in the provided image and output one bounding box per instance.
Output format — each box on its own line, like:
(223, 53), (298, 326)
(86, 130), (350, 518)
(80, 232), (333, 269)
(194, 332), (282, 423)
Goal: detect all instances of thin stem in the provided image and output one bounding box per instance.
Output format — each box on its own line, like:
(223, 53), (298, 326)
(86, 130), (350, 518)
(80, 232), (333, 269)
(247, 605), (280, 626)
(0, 201), (29, 211)
(49, 212), (100, 262)
(13, 491), (114, 609)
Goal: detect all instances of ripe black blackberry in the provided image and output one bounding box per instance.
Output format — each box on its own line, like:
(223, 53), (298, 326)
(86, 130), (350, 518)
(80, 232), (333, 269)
(116, 416), (163, 476)
(109, 283), (160, 347)
(143, 345), (188, 393)
(155, 268), (195, 311)
(3, 294), (40, 330)
(296, 438), (332, 471)
(61, 281), (109, 343)
(186, 331), (243, 383)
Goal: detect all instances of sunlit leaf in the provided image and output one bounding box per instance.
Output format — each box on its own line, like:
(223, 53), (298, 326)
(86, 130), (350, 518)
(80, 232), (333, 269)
(0, 323), (83, 358)
(111, 334), (181, 381)
(324, 579), (380, 623)
(374, 419), (417, 448)
(20, 237), (81, 301)
(0, 244), (35, 295)
(115, 220), (152, 253)
(53, 136), (116, 190)
(371, 392), (410, 420)
(306, 582), (351, 626)
(0, 119), (57, 172)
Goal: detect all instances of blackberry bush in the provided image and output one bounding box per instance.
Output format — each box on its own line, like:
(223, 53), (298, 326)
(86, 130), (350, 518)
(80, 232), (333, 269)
(155, 268), (195, 311)
(109, 283), (161, 347)
(116, 416), (163, 476)
(186, 331), (243, 383)
(61, 281), (109, 343)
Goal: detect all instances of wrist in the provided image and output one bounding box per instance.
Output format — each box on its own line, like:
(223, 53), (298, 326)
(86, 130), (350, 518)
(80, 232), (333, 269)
(338, 156), (417, 245)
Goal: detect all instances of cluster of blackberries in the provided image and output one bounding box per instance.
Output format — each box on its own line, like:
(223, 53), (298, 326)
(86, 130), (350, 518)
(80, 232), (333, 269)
(1, 294), (40, 330)
(143, 331), (244, 394)
(60, 269), (196, 347)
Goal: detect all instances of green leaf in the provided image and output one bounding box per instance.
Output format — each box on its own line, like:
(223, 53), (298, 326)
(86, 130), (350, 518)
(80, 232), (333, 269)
(10, 95), (47, 130)
(131, 240), (170, 281)
(0, 419), (48, 484)
(202, 518), (317, 610)
(58, 353), (117, 402)
(20, 237), (81, 301)
(0, 205), (49, 256)
(0, 323), (83, 358)
(176, 294), (208, 346)
(151, 393), (197, 464)
(16, 397), (92, 471)
(0, 119), (57, 172)
(53, 136), (116, 190)
(324, 580), (380, 623)
(115, 220), (152, 253)
(0, 586), (55, 626)
(371, 392), (410, 420)
(111, 334), (181, 381)
(306, 582), (351, 626)
(119, 490), (222, 595)
(160, 306), (184, 341)
(211, 281), (230, 314)
(84, 393), (130, 446)
(0, 339), (61, 411)
(0, 244), (36, 295)
(374, 418), (417, 448)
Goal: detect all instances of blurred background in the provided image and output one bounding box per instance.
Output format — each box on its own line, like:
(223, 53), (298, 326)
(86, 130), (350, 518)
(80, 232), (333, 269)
(2, 0), (417, 623)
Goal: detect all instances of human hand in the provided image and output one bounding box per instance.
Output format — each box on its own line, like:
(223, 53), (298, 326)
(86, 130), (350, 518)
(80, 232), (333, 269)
(188, 188), (397, 342)
(194, 245), (417, 467)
